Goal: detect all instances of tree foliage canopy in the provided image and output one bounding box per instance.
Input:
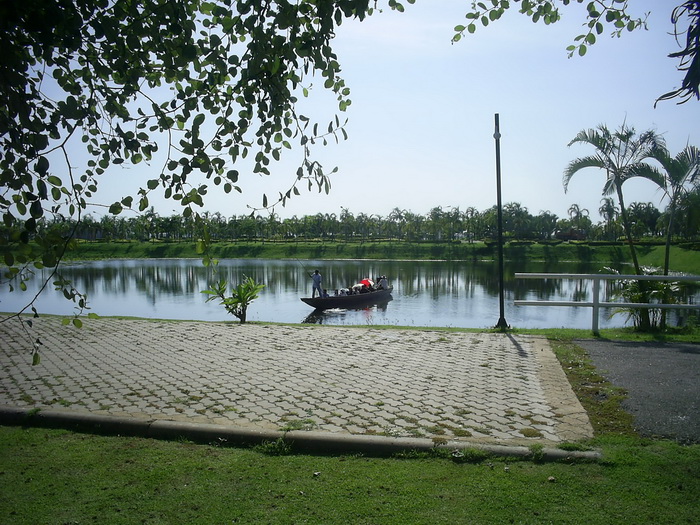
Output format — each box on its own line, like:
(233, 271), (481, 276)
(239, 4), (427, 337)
(454, 0), (648, 58)
(1, 0), (386, 296)
(658, 0), (700, 104)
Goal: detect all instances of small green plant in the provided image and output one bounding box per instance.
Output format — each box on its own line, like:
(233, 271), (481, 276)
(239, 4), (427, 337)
(202, 275), (265, 323)
(450, 447), (491, 464)
(520, 427), (543, 438)
(253, 438), (292, 456)
(557, 442), (593, 452)
(528, 443), (545, 462)
(281, 418), (317, 432)
(605, 266), (682, 331)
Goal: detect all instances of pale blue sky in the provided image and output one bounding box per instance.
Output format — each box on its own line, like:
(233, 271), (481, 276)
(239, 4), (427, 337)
(96, 0), (700, 223)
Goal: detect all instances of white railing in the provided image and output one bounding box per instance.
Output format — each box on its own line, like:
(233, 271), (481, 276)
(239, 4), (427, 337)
(514, 273), (700, 334)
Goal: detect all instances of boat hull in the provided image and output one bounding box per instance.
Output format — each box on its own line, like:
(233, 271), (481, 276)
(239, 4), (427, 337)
(300, 287), (393, 310)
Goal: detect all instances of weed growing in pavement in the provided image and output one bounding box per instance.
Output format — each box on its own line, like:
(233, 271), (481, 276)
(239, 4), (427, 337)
(281, 418), (317, 432)
(520, 428), (543, 438)
(452, 427), (473, 438)
(20, 394), (34, 404)
(425, 425), (446, 435)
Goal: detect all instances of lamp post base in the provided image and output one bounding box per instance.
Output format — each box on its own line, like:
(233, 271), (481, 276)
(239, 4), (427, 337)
(494, 318), (509, 331)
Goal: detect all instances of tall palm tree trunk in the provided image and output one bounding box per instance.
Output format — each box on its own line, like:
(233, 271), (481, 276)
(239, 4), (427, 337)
(660, 200), (678, 329)
(616, 183), (651, 331)
(616, 184), (642, 275)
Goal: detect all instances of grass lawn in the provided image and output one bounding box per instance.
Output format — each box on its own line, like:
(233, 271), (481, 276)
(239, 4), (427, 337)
(2, 329), (699, 524)
(1, 428), (698, 524)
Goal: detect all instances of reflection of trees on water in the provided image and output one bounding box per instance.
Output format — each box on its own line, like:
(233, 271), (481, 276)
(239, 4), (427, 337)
(40, 259), (631, 306)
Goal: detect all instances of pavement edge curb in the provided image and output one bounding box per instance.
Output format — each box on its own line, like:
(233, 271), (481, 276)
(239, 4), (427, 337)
(0, 405), (601, 461)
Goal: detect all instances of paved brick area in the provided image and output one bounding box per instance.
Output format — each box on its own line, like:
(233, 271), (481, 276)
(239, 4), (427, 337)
(0, 317), (592, 446)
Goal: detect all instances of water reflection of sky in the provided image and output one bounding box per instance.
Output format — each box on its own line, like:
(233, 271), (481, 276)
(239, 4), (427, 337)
(2, 258), (691, 330)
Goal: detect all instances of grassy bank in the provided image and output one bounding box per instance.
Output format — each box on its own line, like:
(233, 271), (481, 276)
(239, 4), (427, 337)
(2, 329), (699, 523)
(69, 240), (700, 274)
(2, 426), (697, 524)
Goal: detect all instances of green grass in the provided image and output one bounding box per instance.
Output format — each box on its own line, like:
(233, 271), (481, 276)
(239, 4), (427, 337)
(67, 240), (700, 273)
(2, 327), (699, 523)
(1, 427), (699, 524)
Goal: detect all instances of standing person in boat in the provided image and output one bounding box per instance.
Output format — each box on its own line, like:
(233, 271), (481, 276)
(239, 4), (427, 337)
(310, 269), (323, 298)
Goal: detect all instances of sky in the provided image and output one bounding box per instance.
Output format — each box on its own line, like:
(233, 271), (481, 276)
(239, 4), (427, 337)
(93, 0), (700, 223)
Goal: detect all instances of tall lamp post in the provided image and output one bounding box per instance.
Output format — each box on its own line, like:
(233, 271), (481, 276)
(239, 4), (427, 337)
(494, 113), (508, 330)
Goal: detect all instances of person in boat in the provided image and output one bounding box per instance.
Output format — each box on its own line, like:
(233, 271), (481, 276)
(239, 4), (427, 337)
(359, 278), (374, 291)
(322, 289), (330, 298)
(310, 269), (323, 298)
(377, 275), (389, 290)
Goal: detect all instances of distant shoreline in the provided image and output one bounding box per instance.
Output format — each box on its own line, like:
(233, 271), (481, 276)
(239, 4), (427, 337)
(67, 240), (700, 274)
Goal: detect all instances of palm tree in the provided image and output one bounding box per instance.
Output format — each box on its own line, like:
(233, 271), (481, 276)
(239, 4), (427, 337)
(533, 210), (558, 240)
(503, 202), (531, 239)
(630, 144), (700, 275)
(462, 207), (478, 243)
(563, 123), (664, 276)
(598, 197), (619, 241)
(564, 124), (664, 331)
(626, 202), (661, 238)
(388, 207), (406, 240)
(567, 203), (589, 222)
(675, 187), (700, 240)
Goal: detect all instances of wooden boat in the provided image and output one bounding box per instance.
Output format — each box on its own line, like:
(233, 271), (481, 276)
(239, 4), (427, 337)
(300, 286), (393, 310)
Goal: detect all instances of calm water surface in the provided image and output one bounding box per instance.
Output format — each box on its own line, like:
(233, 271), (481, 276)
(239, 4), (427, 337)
(0, 258), (650, 329)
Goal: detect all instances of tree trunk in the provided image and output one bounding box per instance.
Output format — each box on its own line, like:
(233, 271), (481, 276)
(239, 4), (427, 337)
(617, 184), (651, 331)
(660, 202), (677, 329)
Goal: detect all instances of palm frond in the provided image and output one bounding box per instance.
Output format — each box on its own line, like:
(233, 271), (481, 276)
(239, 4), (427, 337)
(562, 155), (606, 192)
(627, 162), (666, 189)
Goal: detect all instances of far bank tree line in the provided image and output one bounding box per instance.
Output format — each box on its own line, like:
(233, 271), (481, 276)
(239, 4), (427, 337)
(44, 191), (700, 245)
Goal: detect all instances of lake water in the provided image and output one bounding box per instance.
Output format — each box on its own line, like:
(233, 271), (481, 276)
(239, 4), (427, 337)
(0, 258), (655, 330)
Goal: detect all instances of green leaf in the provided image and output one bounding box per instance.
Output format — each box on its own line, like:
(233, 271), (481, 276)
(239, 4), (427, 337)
(36, 156), (49, 174)
(29, 200), (43, 219)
